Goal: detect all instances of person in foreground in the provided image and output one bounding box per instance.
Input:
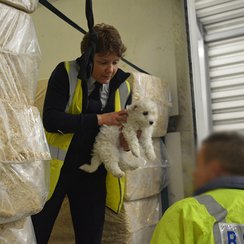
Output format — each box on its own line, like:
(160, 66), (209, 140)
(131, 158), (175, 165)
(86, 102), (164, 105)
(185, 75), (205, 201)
(32, 23), (132, 244)
(151, 131), (244, 244)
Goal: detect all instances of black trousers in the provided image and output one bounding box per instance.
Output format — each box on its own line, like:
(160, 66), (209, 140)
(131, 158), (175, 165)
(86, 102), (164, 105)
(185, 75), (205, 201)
(32, 167), (106, 244)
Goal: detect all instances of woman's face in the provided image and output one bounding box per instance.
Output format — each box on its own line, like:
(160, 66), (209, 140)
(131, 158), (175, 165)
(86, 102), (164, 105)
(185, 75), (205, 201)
(92, 52), (120, 84)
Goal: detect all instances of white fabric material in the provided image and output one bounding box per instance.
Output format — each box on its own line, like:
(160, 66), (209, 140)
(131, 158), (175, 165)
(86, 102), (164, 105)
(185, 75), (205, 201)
(100, 84), (109, 109)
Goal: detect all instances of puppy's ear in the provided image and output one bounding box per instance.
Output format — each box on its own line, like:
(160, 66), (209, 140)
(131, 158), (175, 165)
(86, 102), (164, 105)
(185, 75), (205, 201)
(126, 104), (138, 111)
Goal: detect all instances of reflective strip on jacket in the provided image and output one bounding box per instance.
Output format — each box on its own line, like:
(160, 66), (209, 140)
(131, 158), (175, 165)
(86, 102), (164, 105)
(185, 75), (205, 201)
(45, 60), (131, 213)
(150, 188), (244, 244)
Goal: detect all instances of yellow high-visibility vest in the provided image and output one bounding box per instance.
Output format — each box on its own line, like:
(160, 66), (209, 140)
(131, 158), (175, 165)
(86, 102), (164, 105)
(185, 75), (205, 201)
(45, 60), (131, 212)
(151, 188), (244, 244)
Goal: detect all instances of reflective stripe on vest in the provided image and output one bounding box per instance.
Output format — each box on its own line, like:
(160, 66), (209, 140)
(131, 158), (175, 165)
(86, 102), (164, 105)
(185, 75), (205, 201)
(49, 144), (66, 161)
(115, 80), (131, 111)
(64, 60), (80, 112)
(195, 195), (227, 243)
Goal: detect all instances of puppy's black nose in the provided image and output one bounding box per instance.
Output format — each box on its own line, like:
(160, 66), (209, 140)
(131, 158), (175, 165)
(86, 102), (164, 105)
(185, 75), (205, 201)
(149, 121), (154, 125)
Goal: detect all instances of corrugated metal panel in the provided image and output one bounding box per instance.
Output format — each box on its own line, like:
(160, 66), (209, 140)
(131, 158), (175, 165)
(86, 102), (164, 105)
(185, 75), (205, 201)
(200, 8), (244, 25)
(194, 0), (244, 132)
(195, 0), (244, 42)
(208, 36), (244, 132)
(196, 0), (244, 20)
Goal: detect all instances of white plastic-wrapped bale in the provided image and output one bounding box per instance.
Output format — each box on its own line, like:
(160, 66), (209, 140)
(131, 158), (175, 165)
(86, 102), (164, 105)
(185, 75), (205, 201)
(102, 224), (156, 244)
(0, 160), (49, 224)
(103, 194), (161, 243)
(128, 72), (171, 137)
(124, 138), (169, 201)
(0, 0), (38, 13)
(0, 53), (39, 105)
(0, 3), (40, 56)
(34, 79), (48, 117)
(0, 3), (41, 105)
(0, 217), (36, 244)
(0, 99), (51, 163)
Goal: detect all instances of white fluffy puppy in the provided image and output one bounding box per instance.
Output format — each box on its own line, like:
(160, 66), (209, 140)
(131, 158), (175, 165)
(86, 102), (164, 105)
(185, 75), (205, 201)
(79, 99), (158, 178)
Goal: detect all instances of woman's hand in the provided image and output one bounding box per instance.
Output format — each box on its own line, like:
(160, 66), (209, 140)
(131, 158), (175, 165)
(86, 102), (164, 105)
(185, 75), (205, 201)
(97, 110), (128, 126)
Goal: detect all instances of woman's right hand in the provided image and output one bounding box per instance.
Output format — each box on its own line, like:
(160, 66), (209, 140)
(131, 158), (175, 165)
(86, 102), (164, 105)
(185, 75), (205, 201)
(97, 110), (128, 126)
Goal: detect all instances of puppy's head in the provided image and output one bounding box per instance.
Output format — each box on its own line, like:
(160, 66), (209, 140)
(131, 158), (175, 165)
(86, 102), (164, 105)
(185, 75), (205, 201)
(126, 99), (158, 127)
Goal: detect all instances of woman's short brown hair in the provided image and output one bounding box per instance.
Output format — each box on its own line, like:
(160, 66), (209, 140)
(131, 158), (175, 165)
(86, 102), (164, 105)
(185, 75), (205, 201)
(80, 23), (126, 57)
(203, 132), (244, 175)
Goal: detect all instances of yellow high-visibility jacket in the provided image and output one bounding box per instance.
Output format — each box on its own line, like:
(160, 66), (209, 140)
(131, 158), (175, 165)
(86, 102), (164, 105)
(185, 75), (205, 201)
(45, 60), (131, 213)
(151, 177), (244, 244)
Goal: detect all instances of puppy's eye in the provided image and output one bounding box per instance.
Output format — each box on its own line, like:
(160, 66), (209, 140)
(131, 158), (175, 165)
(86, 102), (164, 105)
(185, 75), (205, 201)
(143, 111), (148, 116)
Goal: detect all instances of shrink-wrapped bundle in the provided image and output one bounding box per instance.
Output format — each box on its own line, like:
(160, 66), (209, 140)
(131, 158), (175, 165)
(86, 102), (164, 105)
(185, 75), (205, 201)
(0, 100), (50, 163)
(0, 53), (39, 104)
(0, 161), (49, 224)
(124, 138), (169, 201)
(102, 224), (156, 244)
(34, 79), (48, 117)
(0, 217), (36, 243)
(0, 3), (41, 105)
(103, 194), (161, 242)
(0, 3), (40, 54)
(0, 0), (38, 13)
(128, 72), (171, 137)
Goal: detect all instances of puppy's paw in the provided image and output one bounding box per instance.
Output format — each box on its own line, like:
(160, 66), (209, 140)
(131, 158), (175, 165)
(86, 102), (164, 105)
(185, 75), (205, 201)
(79, 164), (93, 173)
(146, 150), (156, 161)
(79, 164), (90, 172)
(121, 161), (140, 171)
(128, 162), (140, 170)
(131, 148), (140, 158)
(113, 170), (125, 178)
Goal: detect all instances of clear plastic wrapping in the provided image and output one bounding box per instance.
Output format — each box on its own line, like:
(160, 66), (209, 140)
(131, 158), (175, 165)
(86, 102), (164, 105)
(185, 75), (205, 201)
(128, 72), (172, 137)
(0, 3), (41, 105)
(0, 53), (39, 105)
(0, 0), (38, 13)
(0, 217), (36, 244)
(103, 194), (161, 236)
(124, 138), (169, 201)
(102, 224), (156, 244)
(0, 99), (51, 163)
(34, 79), (48, 117)
(0, 160), (49, 224)
(0, 3), (40, 54)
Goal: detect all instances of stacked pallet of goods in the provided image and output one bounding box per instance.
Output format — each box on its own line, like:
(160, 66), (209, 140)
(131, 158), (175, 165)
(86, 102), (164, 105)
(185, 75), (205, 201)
(102, 72), (171, 244)
(0, 1), (50, 242)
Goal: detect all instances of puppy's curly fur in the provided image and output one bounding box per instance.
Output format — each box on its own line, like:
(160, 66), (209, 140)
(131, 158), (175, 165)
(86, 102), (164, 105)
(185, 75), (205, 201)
(79, 99), (158, 178)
